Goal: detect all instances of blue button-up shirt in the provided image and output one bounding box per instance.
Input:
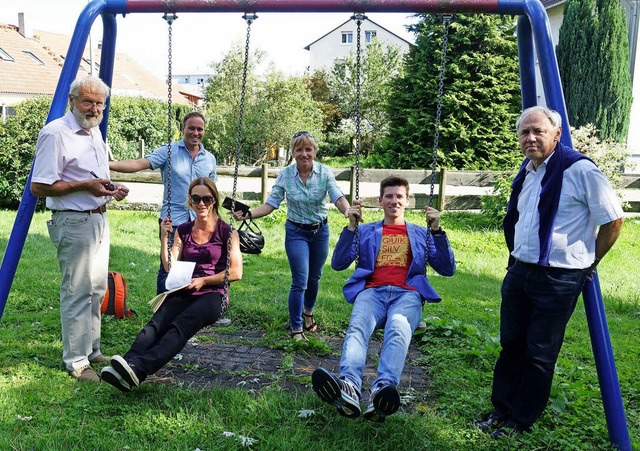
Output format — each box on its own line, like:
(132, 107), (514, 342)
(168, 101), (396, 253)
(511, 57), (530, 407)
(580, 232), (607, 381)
(146, 139), (217, 225)
(266, 160), (344, 224)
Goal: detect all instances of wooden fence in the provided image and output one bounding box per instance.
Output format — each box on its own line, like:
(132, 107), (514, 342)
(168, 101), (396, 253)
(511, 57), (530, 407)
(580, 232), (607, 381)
(111, 166), (640, 213)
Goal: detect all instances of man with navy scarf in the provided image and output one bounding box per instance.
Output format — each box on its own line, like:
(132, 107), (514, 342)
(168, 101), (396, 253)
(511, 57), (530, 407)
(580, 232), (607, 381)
(476, 106), (624, 438)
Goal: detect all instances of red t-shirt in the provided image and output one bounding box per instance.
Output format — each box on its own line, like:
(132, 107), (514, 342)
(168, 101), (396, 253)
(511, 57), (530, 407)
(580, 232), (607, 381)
(365, 224), (416, 291)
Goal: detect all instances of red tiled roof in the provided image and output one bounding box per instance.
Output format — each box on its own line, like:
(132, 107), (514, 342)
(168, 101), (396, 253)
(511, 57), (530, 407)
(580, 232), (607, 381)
(0, 25), (193, 105)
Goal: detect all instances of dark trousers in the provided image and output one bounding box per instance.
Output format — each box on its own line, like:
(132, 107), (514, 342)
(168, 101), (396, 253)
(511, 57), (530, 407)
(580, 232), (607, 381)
(124, 291), (223, 382)
(491, 260), (589, 428)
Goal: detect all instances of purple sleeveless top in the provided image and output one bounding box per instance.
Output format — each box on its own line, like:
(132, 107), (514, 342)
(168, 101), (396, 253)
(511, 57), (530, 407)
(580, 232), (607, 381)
(177, 218), (232, 297)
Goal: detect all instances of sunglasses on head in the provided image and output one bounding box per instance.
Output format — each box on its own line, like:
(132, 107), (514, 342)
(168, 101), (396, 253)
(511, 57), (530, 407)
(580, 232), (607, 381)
(190, 194), (214, 206)
(293, 131), (314, 139)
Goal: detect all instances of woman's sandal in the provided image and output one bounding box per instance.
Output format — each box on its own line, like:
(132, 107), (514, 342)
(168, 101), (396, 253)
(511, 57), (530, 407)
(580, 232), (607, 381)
(290, 330), (307, 341)
(302, 312), (318, 333)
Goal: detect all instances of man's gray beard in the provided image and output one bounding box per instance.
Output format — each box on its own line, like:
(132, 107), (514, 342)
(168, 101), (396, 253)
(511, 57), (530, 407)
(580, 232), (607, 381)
(73, 108), (102, 130)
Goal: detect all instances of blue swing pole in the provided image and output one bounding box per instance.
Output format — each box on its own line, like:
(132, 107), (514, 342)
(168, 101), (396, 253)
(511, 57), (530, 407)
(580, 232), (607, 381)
(583, 273), (632, 450)
(0, 2), (632, 449)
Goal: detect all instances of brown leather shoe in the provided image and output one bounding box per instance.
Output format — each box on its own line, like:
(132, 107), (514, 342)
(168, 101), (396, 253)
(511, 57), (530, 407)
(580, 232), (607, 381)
(69, 366), (100, 382)
(89, 354), (111, 364)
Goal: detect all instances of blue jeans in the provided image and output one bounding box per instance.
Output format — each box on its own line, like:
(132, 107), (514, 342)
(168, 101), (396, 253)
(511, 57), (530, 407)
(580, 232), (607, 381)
(339, 286), (423, 394)
(284, 220), (329, 331)
(491, 260), (589, 428)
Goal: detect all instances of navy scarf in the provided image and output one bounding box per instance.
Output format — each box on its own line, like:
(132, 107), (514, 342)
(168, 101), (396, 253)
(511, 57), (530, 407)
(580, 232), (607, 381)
(503, 142), (591, 266)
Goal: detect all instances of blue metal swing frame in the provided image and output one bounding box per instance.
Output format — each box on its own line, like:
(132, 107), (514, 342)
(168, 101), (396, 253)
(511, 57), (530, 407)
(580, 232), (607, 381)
(0, 1), (631, 448)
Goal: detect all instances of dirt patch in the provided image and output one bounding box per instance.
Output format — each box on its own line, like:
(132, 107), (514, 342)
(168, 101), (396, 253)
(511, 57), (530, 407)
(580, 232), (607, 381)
(150, 328), (430, 408)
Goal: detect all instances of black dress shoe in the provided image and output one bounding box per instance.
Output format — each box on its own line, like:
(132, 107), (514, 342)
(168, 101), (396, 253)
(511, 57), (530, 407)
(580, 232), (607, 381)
(475, 412), (505, 431)
(491, 421), (527, 439)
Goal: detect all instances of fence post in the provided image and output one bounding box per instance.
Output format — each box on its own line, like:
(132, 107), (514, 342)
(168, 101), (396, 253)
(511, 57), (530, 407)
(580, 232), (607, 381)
(261, 163), (269, 204)
(138, 138), (145, 158)
(438, 167), (447, 211)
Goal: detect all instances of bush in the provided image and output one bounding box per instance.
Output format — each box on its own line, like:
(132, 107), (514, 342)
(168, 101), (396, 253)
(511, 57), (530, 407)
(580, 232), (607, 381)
(480, 173), (514, 229)
(107, 97), (190, 160)
(0, 97), (51, 209)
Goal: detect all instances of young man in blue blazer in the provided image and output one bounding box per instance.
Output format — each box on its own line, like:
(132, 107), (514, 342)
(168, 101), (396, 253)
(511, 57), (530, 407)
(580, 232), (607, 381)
(312, 175), (456, 422)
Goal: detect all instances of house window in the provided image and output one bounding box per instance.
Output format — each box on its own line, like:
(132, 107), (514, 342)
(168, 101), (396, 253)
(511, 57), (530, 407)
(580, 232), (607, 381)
(341, 32), (353, 44)
(23, 51), (44, 65)
(0, 47), (14, 61)
(197, 78), (204, 85)
(365, 31), (377, 43)
(1, 104), (17, 123)
(183, 77), (189, 83)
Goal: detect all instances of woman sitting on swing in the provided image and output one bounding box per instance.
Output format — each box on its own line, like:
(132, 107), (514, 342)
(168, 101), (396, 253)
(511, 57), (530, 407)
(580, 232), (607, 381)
(101, 177), (242, 392)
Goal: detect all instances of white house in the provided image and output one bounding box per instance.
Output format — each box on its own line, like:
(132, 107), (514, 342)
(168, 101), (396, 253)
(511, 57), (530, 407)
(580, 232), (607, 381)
(540, 0), (640, 170)
(170, 71), (214, 99)
(304, 17), (411, 72)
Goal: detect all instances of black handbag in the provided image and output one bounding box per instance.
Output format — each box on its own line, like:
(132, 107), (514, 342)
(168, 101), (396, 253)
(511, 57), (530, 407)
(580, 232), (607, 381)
(237, 218), (264, 254)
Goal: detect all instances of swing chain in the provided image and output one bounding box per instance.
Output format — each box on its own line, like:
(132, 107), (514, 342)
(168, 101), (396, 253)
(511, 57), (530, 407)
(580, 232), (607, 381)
(351, 13), (366, 202)
(351, 13), (366, 269)
(429, 13), (452, 208)
(224, 12), (257, 305)
(164, 12), (177, 269)
(425, 13), (452, 276)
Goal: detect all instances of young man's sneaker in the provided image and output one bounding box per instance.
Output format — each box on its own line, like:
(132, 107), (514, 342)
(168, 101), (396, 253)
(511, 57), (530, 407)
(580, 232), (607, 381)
(312, 368), (361, 418)
(69, 365), (100, 382)
(101, 366), (131, 392)
(110, 355), (140, 388)
(363, 384), (401, 423)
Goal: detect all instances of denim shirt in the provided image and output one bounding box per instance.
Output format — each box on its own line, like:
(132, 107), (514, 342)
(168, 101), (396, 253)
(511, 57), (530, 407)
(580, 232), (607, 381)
(146, 139), (217, 225)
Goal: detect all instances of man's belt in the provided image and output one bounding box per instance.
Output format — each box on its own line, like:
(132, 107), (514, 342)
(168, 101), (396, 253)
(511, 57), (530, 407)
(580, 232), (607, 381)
(52, 204), (107, 214)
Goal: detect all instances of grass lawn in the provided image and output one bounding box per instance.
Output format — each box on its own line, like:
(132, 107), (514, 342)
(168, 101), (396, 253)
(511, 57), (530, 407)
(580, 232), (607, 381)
(0, 207), (638, 450)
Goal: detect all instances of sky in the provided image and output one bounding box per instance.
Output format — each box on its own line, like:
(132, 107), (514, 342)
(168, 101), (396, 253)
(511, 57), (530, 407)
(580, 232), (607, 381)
(0, 1), (418, 79)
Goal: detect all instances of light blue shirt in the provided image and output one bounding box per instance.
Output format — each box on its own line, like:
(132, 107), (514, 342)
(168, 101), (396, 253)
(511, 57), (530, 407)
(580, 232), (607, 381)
(513, 159), (623, 269)
(266, 161), (344, 224)
(146, 139), (217, 225)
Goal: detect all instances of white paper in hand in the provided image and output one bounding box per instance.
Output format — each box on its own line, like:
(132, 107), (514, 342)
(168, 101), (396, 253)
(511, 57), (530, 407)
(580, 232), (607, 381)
(165, 261), (196, 291)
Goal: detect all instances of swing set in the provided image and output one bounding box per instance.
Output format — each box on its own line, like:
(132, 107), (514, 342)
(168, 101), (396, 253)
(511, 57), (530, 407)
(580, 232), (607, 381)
(0, 1), (631, 448)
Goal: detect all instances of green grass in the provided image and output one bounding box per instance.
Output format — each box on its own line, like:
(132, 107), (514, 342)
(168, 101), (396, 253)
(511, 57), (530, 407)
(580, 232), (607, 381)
(0, 208), (639, 450)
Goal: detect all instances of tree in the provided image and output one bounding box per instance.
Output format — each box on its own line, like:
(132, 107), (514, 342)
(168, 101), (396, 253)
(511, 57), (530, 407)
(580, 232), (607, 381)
(593, 0), (632, 142)
(557, 0), (632, 142)
(203, 41), (263, 165)
(325, 40), (405, 158)
(372, 14), (522, 170)
(556, 0), (598, 127)
(203, 43), (324, 165)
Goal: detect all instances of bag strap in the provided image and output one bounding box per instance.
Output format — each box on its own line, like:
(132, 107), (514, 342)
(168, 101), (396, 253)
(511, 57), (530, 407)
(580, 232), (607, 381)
(239, 218), (262, 235)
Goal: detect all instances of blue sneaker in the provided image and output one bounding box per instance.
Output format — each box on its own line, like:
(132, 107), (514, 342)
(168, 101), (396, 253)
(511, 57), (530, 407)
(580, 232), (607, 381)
(312, 368), (361, 418)
(363, 384), (401, 423)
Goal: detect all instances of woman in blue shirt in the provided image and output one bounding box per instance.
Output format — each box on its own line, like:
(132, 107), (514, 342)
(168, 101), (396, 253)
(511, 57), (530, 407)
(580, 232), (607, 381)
(234, 132), (349, 340)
